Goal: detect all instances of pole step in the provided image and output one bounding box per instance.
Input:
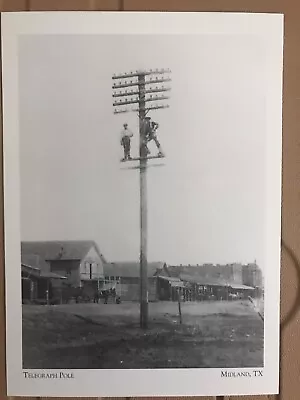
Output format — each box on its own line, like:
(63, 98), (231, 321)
(120, 154), (165, 162)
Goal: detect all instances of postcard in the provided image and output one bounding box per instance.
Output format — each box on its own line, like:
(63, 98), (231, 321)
(2, 11), (283, 397)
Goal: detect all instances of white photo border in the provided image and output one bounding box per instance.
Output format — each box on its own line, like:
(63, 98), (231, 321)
(1, 11), (283, 397)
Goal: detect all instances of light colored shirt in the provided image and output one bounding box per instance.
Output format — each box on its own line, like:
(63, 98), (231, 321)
(120, 128), (134, 140)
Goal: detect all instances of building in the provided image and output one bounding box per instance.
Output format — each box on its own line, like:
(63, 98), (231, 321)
(21, 262), (66, 303)
(157, 263), (261, 301)
(103, 261), (166, 301)
(180, 274), (256, 300)
(156, 275), (188, 301)
(21, 240), (106, 302)
(165, 263), (263, 287)
(242, 263), (263, 288)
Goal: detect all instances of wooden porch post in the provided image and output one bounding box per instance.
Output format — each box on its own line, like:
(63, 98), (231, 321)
(46, 280), (49, 305)
(30, 279), (34, 302)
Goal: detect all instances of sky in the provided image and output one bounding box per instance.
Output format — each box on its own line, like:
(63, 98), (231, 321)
(18, 33), (267, 266)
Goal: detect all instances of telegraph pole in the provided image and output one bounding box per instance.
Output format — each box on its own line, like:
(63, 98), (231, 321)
(112, 69), (171, 329)
(138, 73), (148, 328)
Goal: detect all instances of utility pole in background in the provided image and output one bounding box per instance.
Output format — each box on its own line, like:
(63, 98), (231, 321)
(112, 69), (171, 329)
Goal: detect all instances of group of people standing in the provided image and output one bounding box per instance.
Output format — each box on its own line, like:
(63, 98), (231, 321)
(120, 116), (164, 161)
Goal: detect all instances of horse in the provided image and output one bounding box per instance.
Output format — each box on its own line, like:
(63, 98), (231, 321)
(94, 287), (120, 304)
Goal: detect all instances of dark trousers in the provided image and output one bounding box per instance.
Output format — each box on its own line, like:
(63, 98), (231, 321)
(121, 136), (131, 158)
(148, 132), (162, 151)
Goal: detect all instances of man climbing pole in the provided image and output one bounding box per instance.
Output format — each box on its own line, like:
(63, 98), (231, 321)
(148, 120), (164, 157)
(120, 123), (134, 161)
(142, 116), (165, 157)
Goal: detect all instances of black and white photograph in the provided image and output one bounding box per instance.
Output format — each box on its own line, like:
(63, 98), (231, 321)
(2, 12), (283, 397)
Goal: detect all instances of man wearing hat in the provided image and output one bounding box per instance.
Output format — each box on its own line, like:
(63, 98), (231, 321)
(149, 120), (164, 157)
(142, 116), (164, 157)
(120, 123), (134, 161)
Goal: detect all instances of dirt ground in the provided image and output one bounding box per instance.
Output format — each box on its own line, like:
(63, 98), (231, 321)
(22, 300), (264, 369)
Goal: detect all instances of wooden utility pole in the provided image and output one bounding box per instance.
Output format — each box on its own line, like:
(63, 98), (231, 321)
(112, 68), (171, 329)
(138, 73), (148, 328)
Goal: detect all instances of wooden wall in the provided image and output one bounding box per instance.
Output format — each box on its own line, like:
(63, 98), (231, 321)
(120, 277), (157, 301)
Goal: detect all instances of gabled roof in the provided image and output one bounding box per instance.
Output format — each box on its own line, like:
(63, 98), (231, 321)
(21, 241), (106, 267)
(165, 265), (182, 278)
(104, 261), (165, 278)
